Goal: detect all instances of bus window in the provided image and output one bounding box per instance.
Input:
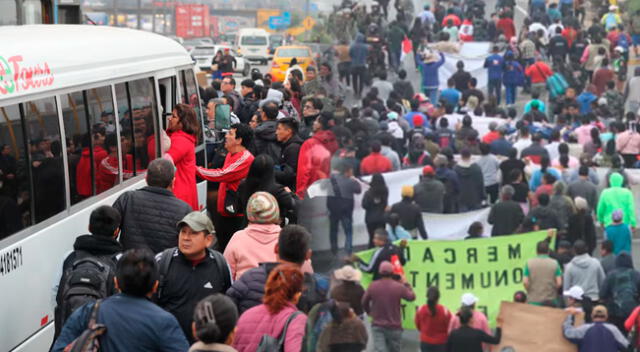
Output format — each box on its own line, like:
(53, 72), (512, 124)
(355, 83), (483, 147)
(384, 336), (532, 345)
(0, 0), (18, 25)
(0, 104), (27, 239)
(127, 78), (158, 170)
(87, 86), (120, 194)
(22, 97), (66, 223)
(181, 69), (204, 146)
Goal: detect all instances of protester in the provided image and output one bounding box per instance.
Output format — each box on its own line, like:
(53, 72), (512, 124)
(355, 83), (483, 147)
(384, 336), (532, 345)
(353, 229), (407, 281)
(476, 143), (500, 204)
(567, 197), (597, 254)
(415, 286), (452, 352)
(297, 112), (338, 197)
(454, 149), (485, 212)
(563, 305), (629, 351)
(233, 264), (307, 352)
(600, 240), (617, 275)
(327, 160), (361, 255)
(52, 249), (190, 351)
(604, 210), (633, 255)
(226, 225), (326, 314)
(448, 293), (491, 334)
(413, 165), (445, 213)
(316, 301), (368, 352)
(597, 173), (637, 229)
(330, 265), (366, 317)
(523, 240), (563, 306)
(196, 123), (255, 251)
(362, 173), (389, 248)
(563, 240), (606, 301)
(165, 104), (199, 210)
(154, 212), (232, 343)
(488, 185), (525, 236)
(362, 261), (416, 352)
(113, 159), (191, 253)
(360, 140), (393, 175)
(53, 206), (122, 339)
(600, 252), (640, 332)
(446, 306), (502, 352)
(389, 186), (428, 239)
(189, 294), (239, 352)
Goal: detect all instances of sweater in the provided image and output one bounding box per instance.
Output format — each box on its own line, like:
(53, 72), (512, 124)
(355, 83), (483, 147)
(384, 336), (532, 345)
(233, 303), (307, 352)
(415, 304), (452, 344)
(362, 278), (416, 329)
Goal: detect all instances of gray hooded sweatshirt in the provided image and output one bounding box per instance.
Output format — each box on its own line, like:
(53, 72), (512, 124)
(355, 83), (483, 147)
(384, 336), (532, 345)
(563, 254), (606, 301)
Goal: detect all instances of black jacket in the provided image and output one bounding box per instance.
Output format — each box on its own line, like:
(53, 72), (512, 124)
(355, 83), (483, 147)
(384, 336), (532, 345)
(113, 186), (192, 254)
(446, 326), (501, 352)
(361, 189), (388, 224)
(413, 177), (445, 213)
(454, 162), (485, 210)
(549, 35), (569, 58)
(357, 243), (407, 280)
(275, 134), (303, 191)
(154, 249), (232, 343)
(54, 234), (122, 338)
(488, 200), (524, 236)
(253, 120), (282, 163)
(237, 178), (298, 225)
(390, 199), (428, 239)
(527, 205), (561, 230)
(226, 262), (328, 314)
(237, 94), (259, 124)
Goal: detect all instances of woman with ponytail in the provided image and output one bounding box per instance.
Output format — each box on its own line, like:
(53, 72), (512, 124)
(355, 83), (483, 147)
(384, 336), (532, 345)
(233, 264), (307, 352)
(414, 287), (452, 352)
(189, 294), (239, 352)
(316, 301), (368, 352)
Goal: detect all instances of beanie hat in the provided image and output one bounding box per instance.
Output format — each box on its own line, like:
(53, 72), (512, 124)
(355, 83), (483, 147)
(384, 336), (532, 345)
(246, 192), (280, 224)
(401, 185), (414, 198)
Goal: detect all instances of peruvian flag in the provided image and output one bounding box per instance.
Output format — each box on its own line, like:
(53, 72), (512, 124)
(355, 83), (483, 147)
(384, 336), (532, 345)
(400, 36), (413, 62)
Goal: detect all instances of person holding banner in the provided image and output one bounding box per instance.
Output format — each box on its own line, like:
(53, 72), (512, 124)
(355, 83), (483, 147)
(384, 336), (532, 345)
(352, 229), (407, 281)
(523, 240), (563, 306)
(446, 306), (502, 352)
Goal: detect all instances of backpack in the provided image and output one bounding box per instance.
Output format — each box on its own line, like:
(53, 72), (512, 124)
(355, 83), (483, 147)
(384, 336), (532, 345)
(58, 255), (114, 329)
(546, 72), (569, 98)
(297, 273), (329, 313)
(304, 302), (334, 352)
(256, 311), (302, 352)
(618, 34), (630, 51)
(326, 175), (352, 215)
(611, 270), (638, 318)
(156, 247), (228, 300)
(63, 300), (106, 352)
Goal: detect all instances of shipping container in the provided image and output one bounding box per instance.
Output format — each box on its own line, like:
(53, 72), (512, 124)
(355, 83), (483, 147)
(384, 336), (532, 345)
(175, 4), (210, 38)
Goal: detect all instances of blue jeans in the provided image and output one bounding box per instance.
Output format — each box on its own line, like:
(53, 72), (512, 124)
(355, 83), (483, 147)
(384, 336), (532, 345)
(372, 326), (403, 352)
(505, 84), (517, 105)
(329, 213), (353, 254)
(423, 87), (439, 104)
(488, 79), (502, 105)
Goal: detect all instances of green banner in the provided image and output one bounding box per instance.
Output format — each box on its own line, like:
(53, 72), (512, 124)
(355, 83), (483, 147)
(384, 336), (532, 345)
(356, 231), (551, 329)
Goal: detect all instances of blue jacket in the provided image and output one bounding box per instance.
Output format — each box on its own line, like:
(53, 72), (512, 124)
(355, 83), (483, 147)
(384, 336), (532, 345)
(52, 294), (189, 352)
(563, 316), (628, 352)
(349, 34), (369, 68)
(502, 60), (524, 86)
(484, 54), (505, 81)
(577, 92), (597, 115)
(490, 137), (513, 157)
(419, 52), (445, 88)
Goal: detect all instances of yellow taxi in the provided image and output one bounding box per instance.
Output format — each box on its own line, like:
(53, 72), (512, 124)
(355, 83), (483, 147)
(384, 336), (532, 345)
(269, 45), (316, 82)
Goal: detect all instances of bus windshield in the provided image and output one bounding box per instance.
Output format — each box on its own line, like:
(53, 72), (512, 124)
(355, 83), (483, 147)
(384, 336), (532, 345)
(241, 36), (267, 46)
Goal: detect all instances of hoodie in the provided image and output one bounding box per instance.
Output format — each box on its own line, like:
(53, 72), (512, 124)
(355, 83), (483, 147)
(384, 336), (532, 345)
(253, 120), (281, 163)
(564, 254), (606, 301)
(296, 130), (337, 198)
(597, 173), (636, 227)
(349, 34), (369, 68)
(453, 160), (485, 210)
(223, 223), (313, 281)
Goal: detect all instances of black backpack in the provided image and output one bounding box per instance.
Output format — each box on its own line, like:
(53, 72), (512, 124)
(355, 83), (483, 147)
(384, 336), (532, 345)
(156, 247), (228, 300)
(256, 311), (302, 352)
(58, 255), (114, 329)
(326, 175), (352, 214)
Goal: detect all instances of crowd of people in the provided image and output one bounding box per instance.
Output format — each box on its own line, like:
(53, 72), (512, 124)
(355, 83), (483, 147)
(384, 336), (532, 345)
(40, 0), (640, 350)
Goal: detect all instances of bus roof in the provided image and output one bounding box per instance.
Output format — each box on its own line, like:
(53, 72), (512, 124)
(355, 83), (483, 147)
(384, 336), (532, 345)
(0, 25), (192, 102)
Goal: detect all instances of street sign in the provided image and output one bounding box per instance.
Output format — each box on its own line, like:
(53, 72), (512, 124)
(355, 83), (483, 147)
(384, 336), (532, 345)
(302, 16), (316, 30)
(268, 14), (291, 30)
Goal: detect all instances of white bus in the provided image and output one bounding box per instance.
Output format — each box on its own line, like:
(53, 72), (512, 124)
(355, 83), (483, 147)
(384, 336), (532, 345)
(236, 28), (270, 64)
(0, 25), (208, 351)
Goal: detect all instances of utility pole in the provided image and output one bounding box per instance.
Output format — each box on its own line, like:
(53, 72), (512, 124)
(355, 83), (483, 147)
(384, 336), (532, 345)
(137, 0), (142, 29)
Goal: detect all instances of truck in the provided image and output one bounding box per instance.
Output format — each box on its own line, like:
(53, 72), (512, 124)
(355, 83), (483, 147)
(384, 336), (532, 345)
(175, 4), (210, 38)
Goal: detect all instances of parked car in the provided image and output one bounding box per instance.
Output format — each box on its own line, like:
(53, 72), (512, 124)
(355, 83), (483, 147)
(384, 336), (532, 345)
(269, 45), (315, 82)
(192, 45), (251, 76)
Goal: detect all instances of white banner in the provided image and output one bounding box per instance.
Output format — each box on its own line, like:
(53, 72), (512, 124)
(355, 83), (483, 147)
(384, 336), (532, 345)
(438, 42), (491, 90)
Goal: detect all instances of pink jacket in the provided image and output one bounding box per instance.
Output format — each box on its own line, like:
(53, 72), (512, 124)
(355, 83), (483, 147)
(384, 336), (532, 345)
(224, 223), (314, 281)
(448, 309), (490, 334)
(616, 131), (640, 155)
(233, 304), (307, 352)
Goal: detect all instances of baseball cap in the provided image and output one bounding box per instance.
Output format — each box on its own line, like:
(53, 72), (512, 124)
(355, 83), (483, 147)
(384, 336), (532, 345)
(612, 209), (624, 222)
(423, 165), (435, 176)
(563, 286), (584, 300)
(379, 261), (394, 275)
(177, 212), (215, 234)
(461, 293), (478, 306)
(387, 111), (399, 120)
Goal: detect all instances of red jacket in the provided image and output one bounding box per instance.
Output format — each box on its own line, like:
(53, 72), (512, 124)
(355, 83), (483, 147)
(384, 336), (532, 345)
(360, 152), (392, 175)
(197, 149), (254, 217)
(76, 146), (108, 197)
(525, 61), (553, 84)
(415, 304), (452, 345)
(165, 130), (198, 210)
(296, 132), (334, 198)
(496, 18), (516, 40)
(96, 154), (140, 194)
(625, 306), (640, 347)
(442, 14), (461, 27)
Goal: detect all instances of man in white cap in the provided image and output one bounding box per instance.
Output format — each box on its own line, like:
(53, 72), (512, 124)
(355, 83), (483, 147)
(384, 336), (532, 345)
(448, 292), (491, 335)
(564, 286), (593, 322)
(601, 5), (622, 31)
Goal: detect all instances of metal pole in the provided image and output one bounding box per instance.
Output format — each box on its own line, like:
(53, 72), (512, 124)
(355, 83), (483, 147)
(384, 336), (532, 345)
(113, 0), (118, 26)
(163, 0), (168, 34)
(137, 0), (141, 29)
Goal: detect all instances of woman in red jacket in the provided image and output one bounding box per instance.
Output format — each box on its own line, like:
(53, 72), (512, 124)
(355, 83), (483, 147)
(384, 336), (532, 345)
(415, 286), (452, 352)
(164, 104), (198, 210)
